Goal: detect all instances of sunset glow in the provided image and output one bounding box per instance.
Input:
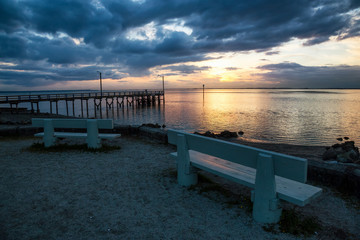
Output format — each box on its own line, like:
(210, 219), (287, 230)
(1, 0), (359, 90)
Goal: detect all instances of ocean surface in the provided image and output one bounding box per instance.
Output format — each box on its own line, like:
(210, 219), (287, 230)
(1, 89), (360, 146)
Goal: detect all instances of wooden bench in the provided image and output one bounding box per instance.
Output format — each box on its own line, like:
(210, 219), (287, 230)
(32, 118), (121, 149)
(167, 129), (322, 223)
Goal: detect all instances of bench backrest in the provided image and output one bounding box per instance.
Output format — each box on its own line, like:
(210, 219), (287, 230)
(168, 129), (307, 183)
(32, 118), (114, 129)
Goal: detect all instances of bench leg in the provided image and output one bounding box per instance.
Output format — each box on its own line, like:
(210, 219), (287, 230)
(177, 134), (197, 186)
(252, 153), (282, 223)
(87, 120), (100, 149)
(43, 119), (56, 147)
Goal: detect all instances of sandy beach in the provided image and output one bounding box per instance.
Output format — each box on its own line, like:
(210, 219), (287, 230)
(0, 111), (359, 239)
(0, 133), (359, 240)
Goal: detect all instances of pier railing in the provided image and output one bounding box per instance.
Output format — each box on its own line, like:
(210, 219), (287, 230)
(0, 90), (164, 118)
(0, 91), (164, 104)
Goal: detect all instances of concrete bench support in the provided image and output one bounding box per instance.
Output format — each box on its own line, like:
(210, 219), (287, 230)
(43, 119), (56, 147)
(252, 153), (282, 223)
(177, 134), (198, 186)
(87, 119), (100, 149)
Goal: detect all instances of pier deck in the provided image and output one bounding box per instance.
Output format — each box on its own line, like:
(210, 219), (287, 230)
(0, 91), (164, 118)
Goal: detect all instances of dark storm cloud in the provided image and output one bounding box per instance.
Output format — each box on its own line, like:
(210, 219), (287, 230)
(0, 63), (124, 87)
(123, 53), (212, 77)
(0, 0), (24, 33)
(0, 33), (27, 58)
(0, 0), (359, 87)
(144, 0), (354, 52)
(160, 65), (211, 74)
(258, 63), (360, 88)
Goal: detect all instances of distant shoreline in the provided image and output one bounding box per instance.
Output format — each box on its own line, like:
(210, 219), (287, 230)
(1, 88), (360, 93)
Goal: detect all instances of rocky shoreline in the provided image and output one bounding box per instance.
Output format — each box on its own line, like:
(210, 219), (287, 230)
(0, 111), (359, 199)
(0, 112), (359, 239)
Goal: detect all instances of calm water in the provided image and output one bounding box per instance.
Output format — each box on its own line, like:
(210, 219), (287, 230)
(1, 89), (360, 146)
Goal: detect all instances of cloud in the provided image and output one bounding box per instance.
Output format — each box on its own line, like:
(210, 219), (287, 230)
(176, 79), (198, 84)
(0, 33), (27, 59)
(0, 0), (359, 88)
(0, 63), (124, 87)
(225, 67), (240, 71)
(258, 62), (360, 88)
(160, 64), (211, 74)
(265, 51), (280, 56)
(0, 0), (24, 33)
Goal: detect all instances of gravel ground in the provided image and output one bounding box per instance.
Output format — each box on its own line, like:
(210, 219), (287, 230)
(0, 136), (359, 240)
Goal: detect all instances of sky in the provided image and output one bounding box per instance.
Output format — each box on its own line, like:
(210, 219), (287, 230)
(0, 0), (360, 91)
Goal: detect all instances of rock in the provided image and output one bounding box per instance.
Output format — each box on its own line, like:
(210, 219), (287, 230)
(334, 147), (343, 154)
(194, 130), (237, 139)
(342, 141), (355, 151)
(325, 160), (338, 164)
(347, 149), (359, 161)
(324, 140), (360, 164)
(336, 154), (346, 163)
(204, 131), (216, 138)
(194, 131), (216, 138)
(353, 169), (360, 177)
(332, 143), (341, 148)
(219, 130), (238, 138)
(141, 123), (161, 128)
(323, 148), (337, 160)
(337, 153), (351, 163)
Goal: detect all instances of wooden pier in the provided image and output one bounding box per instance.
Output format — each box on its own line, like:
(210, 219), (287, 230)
(0, 91), (164, 118)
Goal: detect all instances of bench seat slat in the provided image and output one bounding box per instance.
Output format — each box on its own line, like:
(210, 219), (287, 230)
(171, 151), (322, 206)
(35, 132), (121, 139)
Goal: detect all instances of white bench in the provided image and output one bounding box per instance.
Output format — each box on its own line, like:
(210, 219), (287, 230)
(32, 118), (121, 149)
(167, 129), (322, 223)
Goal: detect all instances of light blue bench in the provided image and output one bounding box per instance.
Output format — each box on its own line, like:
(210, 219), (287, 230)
(32, 118), (121, 149)
(167, 129), (322, 223)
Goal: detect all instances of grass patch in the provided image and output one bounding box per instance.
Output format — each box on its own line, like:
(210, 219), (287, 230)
(278, 208), (321, 237)
(334, 190), (360, 210)
(262, 224), (277, 234)
(261, 208), (321, 237)
(225, 197), (253, 213)
(26, 142), (121, 153)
